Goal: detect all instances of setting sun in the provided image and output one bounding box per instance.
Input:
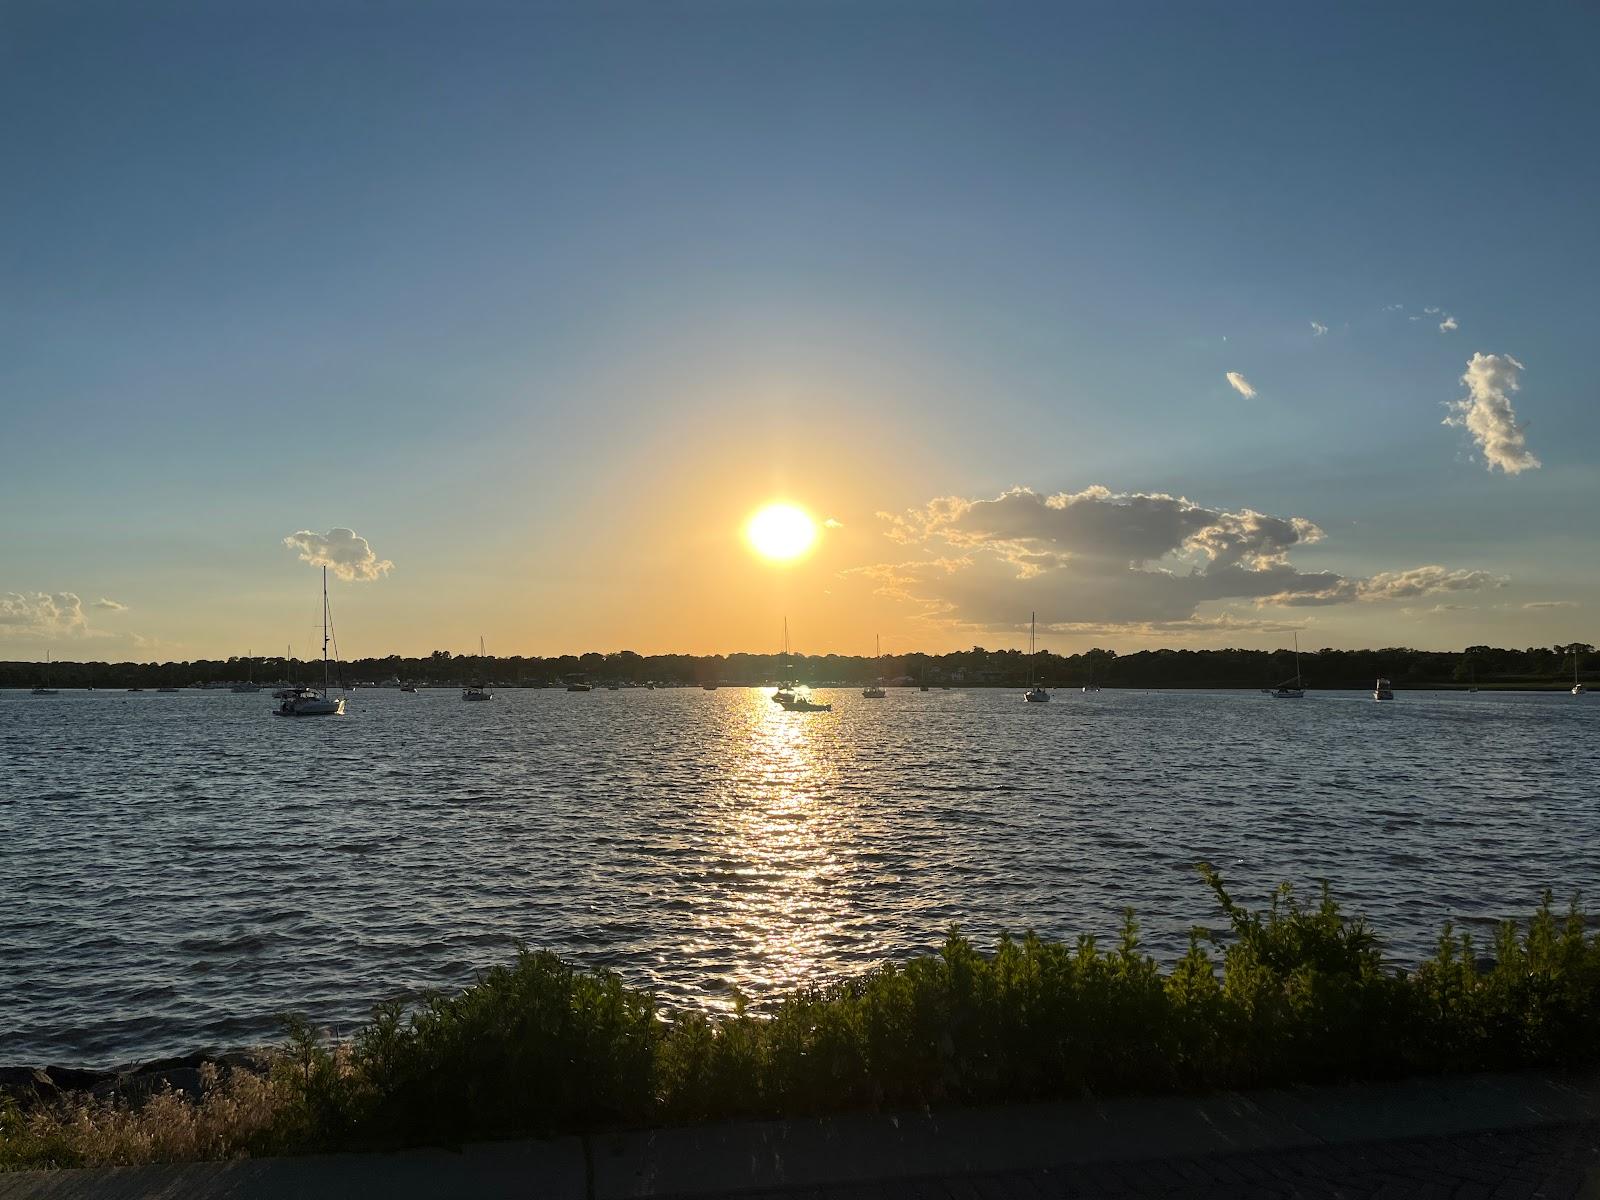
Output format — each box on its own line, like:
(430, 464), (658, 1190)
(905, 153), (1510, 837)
(745, 503), (819, 562)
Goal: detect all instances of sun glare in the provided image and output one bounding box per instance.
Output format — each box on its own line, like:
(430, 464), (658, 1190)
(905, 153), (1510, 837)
(745, 503), (819, 562)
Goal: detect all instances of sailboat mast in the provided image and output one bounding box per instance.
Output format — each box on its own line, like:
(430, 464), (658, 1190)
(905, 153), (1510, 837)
(1294, 632), (1302, 687)
(1029, 612), (1037, 686)
(321, 566), (330, 692)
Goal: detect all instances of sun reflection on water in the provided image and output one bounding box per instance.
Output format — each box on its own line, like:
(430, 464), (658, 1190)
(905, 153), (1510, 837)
(696, 688), (852, 1010)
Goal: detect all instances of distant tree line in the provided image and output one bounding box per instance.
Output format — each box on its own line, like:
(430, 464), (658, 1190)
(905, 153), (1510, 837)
(2, 643), (1592, 690)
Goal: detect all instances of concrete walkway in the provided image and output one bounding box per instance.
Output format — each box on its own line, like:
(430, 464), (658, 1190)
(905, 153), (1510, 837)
(3, 1070), (1599, 1199)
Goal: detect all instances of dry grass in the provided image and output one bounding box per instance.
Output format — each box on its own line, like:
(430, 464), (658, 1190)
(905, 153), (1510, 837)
(0, 1064), (296, 1170)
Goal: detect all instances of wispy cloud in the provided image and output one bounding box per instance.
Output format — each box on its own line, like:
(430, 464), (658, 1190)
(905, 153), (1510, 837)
(1310, 321), (1328, 336)
(1225, 371), (1257, 399)
(1524, 600), (1578, 610)
(91, 597), (127, 611)
(1439, 315), (1458, 332)
(1444, 353), (1541, 475)
(282, 527), (394, 581)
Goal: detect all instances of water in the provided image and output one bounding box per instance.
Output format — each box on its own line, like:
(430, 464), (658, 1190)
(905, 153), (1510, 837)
(1, 686), (1595, 1067)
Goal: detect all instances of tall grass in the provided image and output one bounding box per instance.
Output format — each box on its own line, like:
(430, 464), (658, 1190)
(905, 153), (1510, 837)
(7, 869), (1600, 1169)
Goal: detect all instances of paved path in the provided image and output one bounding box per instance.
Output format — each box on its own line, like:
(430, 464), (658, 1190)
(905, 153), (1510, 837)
(739, 1123), (1600, 1200)
(4, 1071), (1600, 1198)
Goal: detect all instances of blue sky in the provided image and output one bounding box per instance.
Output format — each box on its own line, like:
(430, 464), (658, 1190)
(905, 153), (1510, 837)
(2, 2), (1595, 658)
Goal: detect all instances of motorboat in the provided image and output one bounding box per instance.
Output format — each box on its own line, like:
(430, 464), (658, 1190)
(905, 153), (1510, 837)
(779, 695), (832, 712)
(1373, 677), (1395, 702)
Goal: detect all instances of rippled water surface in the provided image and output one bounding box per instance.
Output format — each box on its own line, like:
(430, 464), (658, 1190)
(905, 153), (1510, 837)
(2, 686), (1596, 1065)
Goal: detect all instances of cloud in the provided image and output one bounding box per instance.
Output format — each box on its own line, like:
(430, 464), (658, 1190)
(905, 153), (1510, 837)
(1439, 315), (1458, 332)
(0, 591), (90, 636)
(1424, 307), (1440, 314)
(1224, 371), (1257, 399)
(1310, 321), (1328, 336)
(1444, 353), (1540, 475)
(1524, 600), (1578, 610)
(857, 485), (1501, 634)
(823, 518), (844, 529)
(91, 597), (127, 611)
(282, 527), (394, 581)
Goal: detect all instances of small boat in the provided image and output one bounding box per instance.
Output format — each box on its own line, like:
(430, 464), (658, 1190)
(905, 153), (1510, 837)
(273, 567), (346, 717)
(701, 681), (719, 691)
(1373, 677), (1394, 702)
(127, 686), (145, 693)
(400, 682), (418, 693)
(780, 695), (832, 712)
(157, 686), (180, 693)
(31, 653), (59, 695)
(1023, 612), (1050, 703)
(1572, 645), (1588, 696)
(1267, 634), (1306, 699)
(862, 634), (887, 698)
(604, 682), (620, 691)
(462, 636), (493, 701)
(230, 653), (262, 693)
(773, 618), (799, 703)
(567, 679), (594, 692)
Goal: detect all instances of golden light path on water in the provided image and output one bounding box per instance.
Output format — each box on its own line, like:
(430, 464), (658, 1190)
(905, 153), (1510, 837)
(692, 687), (850, 1008)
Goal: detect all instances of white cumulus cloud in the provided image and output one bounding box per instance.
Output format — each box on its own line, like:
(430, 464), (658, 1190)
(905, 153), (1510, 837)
(0, 591), (90, 636)
(1439, 315), (1458, 332)
(282, 528), (394, 581)
(1310, 321), (1328, 336)
(1444, 353), (1541, 475)
(1225, 371), (1257, 399)
(856, 485), (1501, 634)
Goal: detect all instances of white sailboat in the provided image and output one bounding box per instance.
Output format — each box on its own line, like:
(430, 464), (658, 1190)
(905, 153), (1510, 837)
(462, 636), (493, 701)
(1023, 612), (1050, 703)
(1573, 644), (1588, 695)
(273, 568), (346, 717)
(231, 650), (262, 693)
(31, 652), (59, 696)
(862, 634), (887, 698)
(1268, 634), (1306, 698)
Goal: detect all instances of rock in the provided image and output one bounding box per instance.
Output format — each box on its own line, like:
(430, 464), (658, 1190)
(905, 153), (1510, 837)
(0, 1066), (55, 1100)
(44, 1065), (109, 1092)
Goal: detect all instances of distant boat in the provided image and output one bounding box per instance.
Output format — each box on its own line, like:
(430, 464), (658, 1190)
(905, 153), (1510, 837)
(701, 682), (719, 691)
(1468, 659), (1479, 693)
(780, 694), (832, 712)
(230, 651), (261, 693)
(1268, 634), (1306, 699)
(773, 618), (798, 704)
(1373, 677), (1395, 702)
(31, 653), (58, 696)
(1023, 612), (1050, 703)
(862, 634), (887, 699)
(400, 682), (419, 693)
(273, 567), (346, 717)
(462, 636), (493, 701)
(567, 675), (594, 692)
(126, 686), (145, 693)
(157, 686), (180, 693)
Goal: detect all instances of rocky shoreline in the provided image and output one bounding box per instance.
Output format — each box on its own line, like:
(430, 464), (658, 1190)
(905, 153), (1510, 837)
(0, 1051), (268, 1109)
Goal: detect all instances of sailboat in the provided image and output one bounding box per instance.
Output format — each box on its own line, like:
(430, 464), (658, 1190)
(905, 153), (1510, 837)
(1268, 634), (1306, 698)
(31, 652), (59, 696)
(274, 568), (346, 716)
(1023, 613), (1050, 703)
(1468, 659), (1479, 694)
(862, 634), (887, 698)
(776, 619), (831, 711)
(462, 637), (493, 701)
(1573, 644), (1588, 696)
(772, 618), (798, 704)
(231, 650), (261, 693)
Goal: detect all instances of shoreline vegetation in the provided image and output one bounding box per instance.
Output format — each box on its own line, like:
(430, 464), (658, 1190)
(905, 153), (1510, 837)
(6, 870), (1600, 1170)
(2, 642), (1593, 692)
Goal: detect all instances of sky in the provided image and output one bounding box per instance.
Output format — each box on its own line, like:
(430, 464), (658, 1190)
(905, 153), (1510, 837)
(2, 1), (1596, 660)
